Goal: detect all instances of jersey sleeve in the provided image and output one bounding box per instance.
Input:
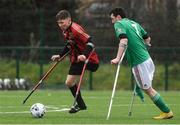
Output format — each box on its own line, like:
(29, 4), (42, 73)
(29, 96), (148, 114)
(59, 42), (71, 57)
(139, 24), (148, 38)
(72, 23), (90, 43)
(114, 22), (126, 38)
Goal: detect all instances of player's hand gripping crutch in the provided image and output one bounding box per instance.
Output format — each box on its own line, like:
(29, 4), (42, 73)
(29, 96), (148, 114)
(106, 50), (126, 120)
(22, 51), (70, 104)
(71, 48), (95, 108)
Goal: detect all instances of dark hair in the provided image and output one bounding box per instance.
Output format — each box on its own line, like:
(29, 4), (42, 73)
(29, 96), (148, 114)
(56, 10), (71, 20)
(109, 7), (126, 18)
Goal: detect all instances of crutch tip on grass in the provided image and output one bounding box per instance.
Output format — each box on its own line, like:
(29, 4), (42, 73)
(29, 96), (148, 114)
(128, 112), (132, 116)
(23, 101), (25, 104)
(128, 85), (136, 117)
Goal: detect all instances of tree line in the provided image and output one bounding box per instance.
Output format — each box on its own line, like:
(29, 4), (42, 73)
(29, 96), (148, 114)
(0, 0), (180, 47)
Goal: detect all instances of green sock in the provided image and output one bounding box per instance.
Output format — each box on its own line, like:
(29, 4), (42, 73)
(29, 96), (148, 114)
(135, 84), (144, 102)
(151, 93), (170, 113)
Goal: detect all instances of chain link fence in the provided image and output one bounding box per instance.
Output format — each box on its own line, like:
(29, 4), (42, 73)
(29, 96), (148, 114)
(0, 47), (179, 90)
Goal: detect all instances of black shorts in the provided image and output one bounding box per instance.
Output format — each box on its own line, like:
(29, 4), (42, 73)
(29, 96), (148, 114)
(69, 62), (99, 75)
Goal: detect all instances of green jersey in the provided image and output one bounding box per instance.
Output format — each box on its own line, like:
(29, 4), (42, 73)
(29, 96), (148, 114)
(114, 18), (150, 67)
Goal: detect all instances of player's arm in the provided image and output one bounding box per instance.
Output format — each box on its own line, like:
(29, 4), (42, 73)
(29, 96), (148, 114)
(59, 41), (71, 57)
(72, 24), (94, 62)
(116, 38), (128, 59)
(51, 42), (71, 61)
(75, 26), (95, 56)
(111, 34), (128, 65)
(143, 34), (151, 47)
(83, 38), (94, 56)
(78, 38), (94, 62)
(140, 25), (151, 47)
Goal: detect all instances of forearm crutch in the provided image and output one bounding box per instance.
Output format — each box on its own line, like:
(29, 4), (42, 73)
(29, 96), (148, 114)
(71, 49), (95, 108)
(128, 84), (136, 116)
(106, 50), (126, 120)
(23, 51), (70, 104)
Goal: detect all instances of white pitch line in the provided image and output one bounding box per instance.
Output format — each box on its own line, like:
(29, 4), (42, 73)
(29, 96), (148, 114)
(112, 103), (180, 107)
(0, 108), (70, 114)
(46, 105), (68, 109)
(47, 108), (70, 112)
(0, 105), (68, 109)
(0, 106), (30, 109)
(0, 111), (29, 114)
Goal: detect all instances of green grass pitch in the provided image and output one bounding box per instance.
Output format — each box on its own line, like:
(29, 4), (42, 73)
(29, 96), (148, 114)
(0, 90), (179, 124)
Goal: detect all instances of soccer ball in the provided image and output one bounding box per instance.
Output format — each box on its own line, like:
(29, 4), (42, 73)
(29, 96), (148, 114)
(30, 103), (46, 118)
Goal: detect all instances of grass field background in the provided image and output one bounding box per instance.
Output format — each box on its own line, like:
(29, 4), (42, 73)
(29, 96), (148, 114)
(1, 59), (180, 90)
(0, 90), (179, 124)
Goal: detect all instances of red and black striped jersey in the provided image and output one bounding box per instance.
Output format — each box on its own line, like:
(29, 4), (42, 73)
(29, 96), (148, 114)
(62, 22), (99, 64)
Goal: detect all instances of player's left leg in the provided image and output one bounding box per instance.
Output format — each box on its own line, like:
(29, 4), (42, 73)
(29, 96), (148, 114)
(67, 62), (90, 113)
(144, 87), (173, 119)
(66, 75), (87, 113)
(67, 62), (99, 113)
(132, 58), (173, 119)
(135, 84), (144, 102)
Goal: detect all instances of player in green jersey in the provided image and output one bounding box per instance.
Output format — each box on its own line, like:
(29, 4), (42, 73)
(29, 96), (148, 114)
(109, 7), (173, 119)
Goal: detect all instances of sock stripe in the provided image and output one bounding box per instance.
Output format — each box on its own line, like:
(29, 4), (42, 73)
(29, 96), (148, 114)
(152, 93), (160, 102)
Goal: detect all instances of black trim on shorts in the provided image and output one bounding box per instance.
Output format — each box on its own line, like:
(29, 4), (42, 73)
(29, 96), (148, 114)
(69, 62), (99, 75)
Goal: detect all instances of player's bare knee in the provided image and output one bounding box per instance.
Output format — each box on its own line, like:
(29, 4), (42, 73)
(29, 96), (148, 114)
(65, 75), (77, 87)
(65, 80), (73, 87)
(144, 87), (157, 97)
(65, 78), (76, 87)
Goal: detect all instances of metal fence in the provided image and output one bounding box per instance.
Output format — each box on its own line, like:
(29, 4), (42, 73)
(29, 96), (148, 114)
(0, 46), (180, 90)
